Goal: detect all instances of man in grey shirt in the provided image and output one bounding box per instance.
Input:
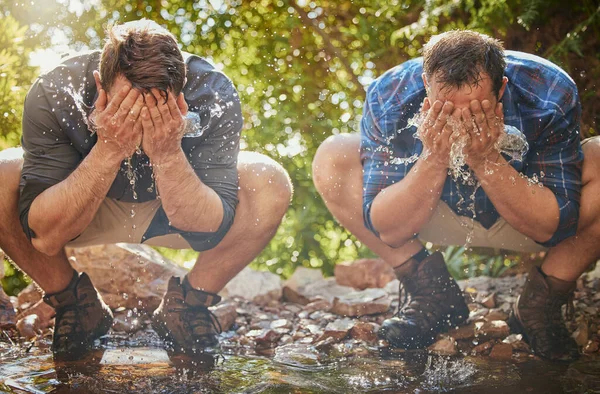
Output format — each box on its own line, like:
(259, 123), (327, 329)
(0, 20), (292, 360)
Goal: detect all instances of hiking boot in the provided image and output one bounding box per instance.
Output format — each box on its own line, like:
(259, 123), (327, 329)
(378, 251), (469, 349)
(508, 266), (579, 361)
(43, 270), (113, 361)
(152, 276), (222, 355)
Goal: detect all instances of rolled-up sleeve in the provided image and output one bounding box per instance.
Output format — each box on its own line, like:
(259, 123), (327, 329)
(525, 76), (583, 247)
(360, 65), (424, 237)
(19, 81), (81, 240)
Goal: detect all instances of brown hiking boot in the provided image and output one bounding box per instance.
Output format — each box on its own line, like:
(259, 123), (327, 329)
(378, 251), (469, 349)
(152, 276), (222, 355)
(508, 266), (579, 361)
(43, 271), (113, 361)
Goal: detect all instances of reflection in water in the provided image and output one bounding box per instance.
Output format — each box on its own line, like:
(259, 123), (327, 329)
(1, 334), (599, 393)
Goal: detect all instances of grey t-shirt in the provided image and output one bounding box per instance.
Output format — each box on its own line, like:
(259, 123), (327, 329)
(19, 50), (242, 251)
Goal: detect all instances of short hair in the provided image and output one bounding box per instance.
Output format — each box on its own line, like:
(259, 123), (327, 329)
(423, 30), (506, 97)
(99, 19), (185, 100)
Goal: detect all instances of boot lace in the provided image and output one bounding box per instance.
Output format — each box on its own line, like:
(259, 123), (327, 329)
(168, 299), (222, 341)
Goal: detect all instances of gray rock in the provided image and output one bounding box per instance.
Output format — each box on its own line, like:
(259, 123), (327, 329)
(221, 267), (282, 305)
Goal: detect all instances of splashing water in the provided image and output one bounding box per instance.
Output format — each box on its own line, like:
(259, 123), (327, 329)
(421, 356), (477, 391)
(182, 101), (234, 138)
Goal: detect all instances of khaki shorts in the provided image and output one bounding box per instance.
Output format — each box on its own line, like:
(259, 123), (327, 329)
(418, 201), (548, 253)
(66, 198), (194, 249)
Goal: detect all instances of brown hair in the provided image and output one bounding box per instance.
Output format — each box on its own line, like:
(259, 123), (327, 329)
(423, 30), (506, 97)
(99, 19), (185, 100)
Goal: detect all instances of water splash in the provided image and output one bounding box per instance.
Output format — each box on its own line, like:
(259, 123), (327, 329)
(421, 356), (477, 391)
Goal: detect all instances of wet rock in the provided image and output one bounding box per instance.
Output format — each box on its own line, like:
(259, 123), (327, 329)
(489, 343), (513, 360)
(447, 323), (476, 340)
(211, 301), (238, 332)
(302, 299), (332, 314)
(330, 288), (391, 317)
(318, 318), (355, 341)
(315, 336), (337, 352)
(282, 267), (325, 304)
(583, 340), (599, 353)
(16, 283), (42, 311)
(481, 293), (496, 309)
(468, 306), (489, 322)
(112, 314), (143, 333)
(0, 286), (16, 328)
(384, 279), (400, 295)
(306, 324), (323, 336)
(572, 320), (589, 347)
(471, 340), (495, 355)
(428, 336), (458, 356)
(250, 329), (283, 349)
(284, 277), (353, 305)
(16, 314), (41, 339)
(16, 300), (54, 329)
(334, 258), (395, 290)
(270, 319), (293, 330)
(475, 320), (510, 340)
(221, 267), (282, 305)
(350, 322), (378, 343)
(485, 309), (509, 321)
(274, 343), (320, 365)
(66, 243), (187, 312)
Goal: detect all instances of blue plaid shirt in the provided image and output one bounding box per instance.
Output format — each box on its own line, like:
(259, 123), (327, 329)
(360, 50), (583, 247)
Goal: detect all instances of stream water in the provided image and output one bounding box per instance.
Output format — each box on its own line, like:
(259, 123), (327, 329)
(1, 331), (599, 393)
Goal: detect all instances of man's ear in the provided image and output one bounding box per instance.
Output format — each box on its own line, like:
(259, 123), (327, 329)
(176, 92), (188, 116)
(498, 76), (509, 100)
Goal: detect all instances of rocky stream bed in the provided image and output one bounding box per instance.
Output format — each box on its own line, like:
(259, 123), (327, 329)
(1, 244), (600, 393)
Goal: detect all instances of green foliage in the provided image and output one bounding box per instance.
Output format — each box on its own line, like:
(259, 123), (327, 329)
(0, 0), (598, 290)
(443, 246), (520, 279)
(0, 14), (38, 149)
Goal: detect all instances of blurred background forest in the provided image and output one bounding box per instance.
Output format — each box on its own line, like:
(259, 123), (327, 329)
(1, 0), (599, 294)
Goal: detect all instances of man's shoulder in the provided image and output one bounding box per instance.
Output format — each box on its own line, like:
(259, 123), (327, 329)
(368, 57), (423, 96)
(183, 52), (236, 91)
(36, 50), (100, 85)
(505, 50), (577, 92)
(28, 50), (99, 110)
(364, 58), (425, 123)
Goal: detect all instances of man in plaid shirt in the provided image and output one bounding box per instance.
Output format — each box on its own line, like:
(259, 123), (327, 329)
(313, 30), (600, 361)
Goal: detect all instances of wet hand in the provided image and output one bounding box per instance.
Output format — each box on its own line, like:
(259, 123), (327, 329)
(90, 71), (143, 162)
(419, 99), (460, 170)
(140, 89), (186, 165)
(461, 99), (504, 169)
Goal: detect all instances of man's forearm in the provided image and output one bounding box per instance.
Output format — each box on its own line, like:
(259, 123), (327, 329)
(151, 149), (224, 232)
(472, 155), (559, 243)
(28, 143), (123, 255)
(370, 159), (447, 247)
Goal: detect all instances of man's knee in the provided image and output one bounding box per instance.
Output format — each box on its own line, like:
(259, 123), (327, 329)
(582, 136), (600, 184)
(312, 133), (361, 200)
(238, 151), (292, 218)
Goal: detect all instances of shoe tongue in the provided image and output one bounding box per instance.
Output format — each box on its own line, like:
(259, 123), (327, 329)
(182, 276), (221, 307)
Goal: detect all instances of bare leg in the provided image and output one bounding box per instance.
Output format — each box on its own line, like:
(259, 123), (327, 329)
(186, 152), (293, 293)
(0, 148), (74, 293)
(541, 136), (600, 281)
(312, 133), (422, 268)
